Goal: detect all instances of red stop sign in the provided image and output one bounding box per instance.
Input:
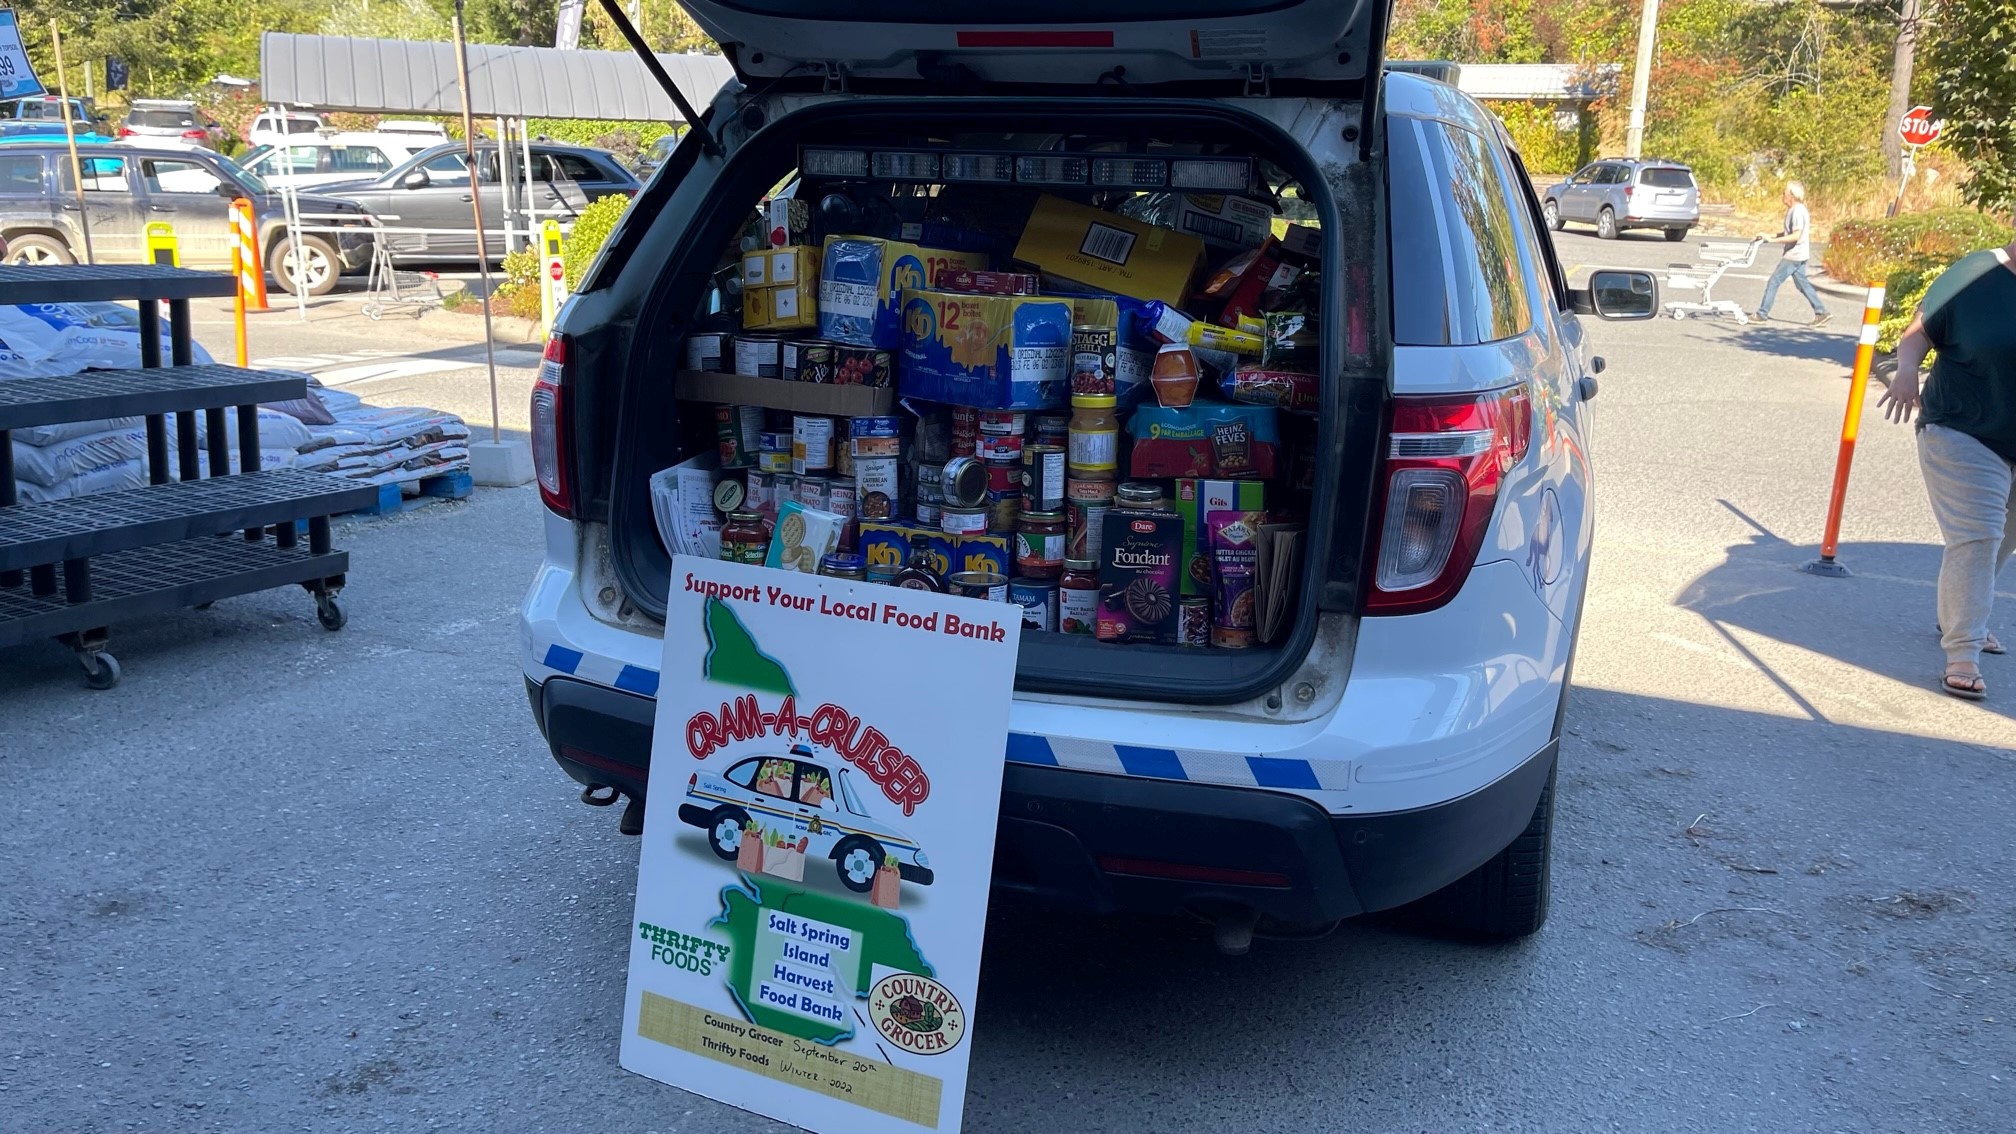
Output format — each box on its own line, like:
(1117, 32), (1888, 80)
(1899, 105), (1940, 148)
(550, 261), (564, 280)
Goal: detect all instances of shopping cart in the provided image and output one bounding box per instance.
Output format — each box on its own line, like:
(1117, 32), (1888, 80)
(1663, 237), (1765, 324)
(359, 221), (441, 321)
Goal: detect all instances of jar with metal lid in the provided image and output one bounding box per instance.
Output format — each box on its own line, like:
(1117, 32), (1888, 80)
(1116, 482), (1166, 510)
(720, 511), (769, 564)
(1058, 558), (1099, 635)
(866, 563), (900, 586)
(1016, 511), (1067, 579)
(819, 552), (866, 580)
(1067, 393), (1119, 477)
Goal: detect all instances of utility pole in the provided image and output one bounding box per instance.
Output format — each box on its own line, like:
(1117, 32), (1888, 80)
(1881, 0), (1922, 182)
(1624, 0), (1660, 159)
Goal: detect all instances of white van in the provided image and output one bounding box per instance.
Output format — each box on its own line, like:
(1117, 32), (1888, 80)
(246, 108), (325, 149)
(517, 4), (1656, 950)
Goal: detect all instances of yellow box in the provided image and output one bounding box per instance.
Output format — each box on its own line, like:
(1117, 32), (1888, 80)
(1013, 194), (1208, 306)
(742, 282), (818, 332)
(767, 245), (817, 287)
(741, 284), (772, 327)
(741, 250), (770, 288)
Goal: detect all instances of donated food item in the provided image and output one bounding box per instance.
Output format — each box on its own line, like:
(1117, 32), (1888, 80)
(1129, 403), (1280, 479)
(1067, 394), (1119, 476)
(1070, 324), (1116, 396)
(721, 511), (769, 564)
(1016, 510), (1067, 579)
(819, 552), (866, 580)
(1058, 559), (1099, 635)
(1262, 311), (1318, 369)
(1022, 444), (1066, 511)
(1222, 366), (1320, 414)
(1186, 322), (1264, 355)
(1096, 509), (1183, 643)
(1013, 195), (1208, 307)
(892, 532), (947, 592)
(1122, 192), (1275, 252)
(1010, 577), (1058, 632)
(792, 415), (835, 475)
(1175, 479), (1266, 597)
(782, 339), (830, 383)
(834, 345), (892, 387)
(1067, 477), (1116, 561)
(715, 404), (762, 468)
(734, 334), (785, 378)
(740, 247), (819, 331)
(1150, 344), (1201, 408)
(819, 237), (985, 348)
(764, 501), (846, 573)
(1208, 512), (1264, 648)
(686, 332), (728, 372)
(765, 198), (809, 247)
(1179, 597), (1211, 647)
(947, 572), (1008, 601)
(953, 532), (1012, 579)
(898, 289), (1073, 409)
(933, 268), (1040, 296)
(858, 521), (912, 576)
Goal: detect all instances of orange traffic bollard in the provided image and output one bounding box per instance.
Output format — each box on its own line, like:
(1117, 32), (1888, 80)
(228, 198), (266, 368)
(1802, 283), (1888, 578)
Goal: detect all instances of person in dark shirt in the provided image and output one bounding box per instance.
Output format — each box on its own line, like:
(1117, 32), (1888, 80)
(1879, 237), (2016, 699)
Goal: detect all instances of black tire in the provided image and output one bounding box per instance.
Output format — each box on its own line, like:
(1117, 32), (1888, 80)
(82, 652), (121, 691)
(705, 806), (750, 860)
(1664, 227), (1690, 242)
(7, 233), (75, 266)
(1543, 199), (1563, 231)
(832, 835), (885, 894)
(268, 234), (341, 297)
(315, 595), (347, 631)
(1596, 208), (1618, 240)
(1408, 763), (1555, 939)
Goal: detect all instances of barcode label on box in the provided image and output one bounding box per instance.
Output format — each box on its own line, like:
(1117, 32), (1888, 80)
(1079, 223), (1137, 266)
(1182, 212), (1246, 246)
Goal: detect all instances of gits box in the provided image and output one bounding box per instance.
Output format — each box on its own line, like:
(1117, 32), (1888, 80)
(1174, 478), (1266, 596)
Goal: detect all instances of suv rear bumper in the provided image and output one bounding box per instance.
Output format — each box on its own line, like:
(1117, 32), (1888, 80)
(527, 675), (1558, 925)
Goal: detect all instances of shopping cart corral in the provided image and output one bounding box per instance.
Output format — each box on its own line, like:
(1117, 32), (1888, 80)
(1664, 238), (1765, 324)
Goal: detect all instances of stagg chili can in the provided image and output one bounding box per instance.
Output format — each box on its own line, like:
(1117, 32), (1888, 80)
(1069, 324), (1116, 396)
(1022, 444), (1066, 512)
(1009, 577), (1058, 632)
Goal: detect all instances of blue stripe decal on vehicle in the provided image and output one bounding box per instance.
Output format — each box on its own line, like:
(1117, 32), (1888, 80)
(1115, 745), (1189, 782)
(615, 666), (660, 695)
(1004, 733), (1058, 766)
(542, 644), (584, 674)
(1247, 755), (1322, 790)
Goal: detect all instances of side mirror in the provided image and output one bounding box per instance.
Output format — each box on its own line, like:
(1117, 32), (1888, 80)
(1572, 269), (1660, 320)
(401, 169), (430, 190)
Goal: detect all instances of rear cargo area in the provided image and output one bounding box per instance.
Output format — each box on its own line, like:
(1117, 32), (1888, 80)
(605, 102), (1386, 705)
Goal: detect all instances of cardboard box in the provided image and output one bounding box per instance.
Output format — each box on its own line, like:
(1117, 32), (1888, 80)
(897, 289), (1073, 409)
(765, 198), (809, 248)
(1174, 479), (1267, 596)
(674, 370), (897, 417)
(742, 245), (817, 289)
(1012, 195), (1207, 307)
(858, 521), (915, 575)
(818, 237), (986, 348)
(1170, 193), (1276, 251)
(1096, 510), (1183, 643)
(933, 268), (1040, 296)
(1129, 404), (1280, 479)
(741, 285), (772, 328)
(952, 533), (1011, 579)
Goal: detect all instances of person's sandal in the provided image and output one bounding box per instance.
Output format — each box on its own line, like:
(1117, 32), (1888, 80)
(1941, 663), (1987, 701)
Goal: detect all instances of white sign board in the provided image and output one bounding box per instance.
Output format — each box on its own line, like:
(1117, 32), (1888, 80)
(0, 10), (45, 101)
(622, 555), (1021, 1133)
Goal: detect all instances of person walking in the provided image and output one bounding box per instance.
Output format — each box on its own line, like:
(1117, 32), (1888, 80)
(1754, 182), (1832, 327)
(1878, 235), (2016, 699)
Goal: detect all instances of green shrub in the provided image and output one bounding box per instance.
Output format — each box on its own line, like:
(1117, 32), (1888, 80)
(1492, 102), (1586, 177)
(1874, 267), (1935, 354)
(527, 118), (675, 164)
(564, 194), (633, 291)
(488, 247), (545, 321)
(1822, 209), (2016, 288)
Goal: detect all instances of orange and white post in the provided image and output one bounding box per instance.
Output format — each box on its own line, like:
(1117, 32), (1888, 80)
(1802, 283), (1887, 578)
(228, 198), (267, 366)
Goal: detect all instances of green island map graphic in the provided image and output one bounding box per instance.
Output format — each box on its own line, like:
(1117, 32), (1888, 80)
(695, 595), (932, 1044)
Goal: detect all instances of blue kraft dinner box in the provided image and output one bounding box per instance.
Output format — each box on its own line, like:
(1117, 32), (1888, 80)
(897, 289), (1073, 409)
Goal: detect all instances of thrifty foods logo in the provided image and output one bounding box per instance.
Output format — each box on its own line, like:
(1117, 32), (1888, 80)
(638, 920), (729, 975)
(868, 973), (966, 1055)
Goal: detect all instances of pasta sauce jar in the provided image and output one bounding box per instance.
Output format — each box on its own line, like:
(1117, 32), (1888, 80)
(1015, 511), (1066, 579)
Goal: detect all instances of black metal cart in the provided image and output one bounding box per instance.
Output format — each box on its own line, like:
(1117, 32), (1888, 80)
(0, 265), (380, 688)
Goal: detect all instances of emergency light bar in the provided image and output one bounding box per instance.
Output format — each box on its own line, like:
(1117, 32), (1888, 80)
(798, 147), (1254, 194)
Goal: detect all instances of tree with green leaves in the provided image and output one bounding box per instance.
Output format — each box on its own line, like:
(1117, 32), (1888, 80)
(1928, 0), (2016, 216)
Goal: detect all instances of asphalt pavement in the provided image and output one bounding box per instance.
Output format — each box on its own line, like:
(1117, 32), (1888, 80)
(2, 231), (2013, 1133)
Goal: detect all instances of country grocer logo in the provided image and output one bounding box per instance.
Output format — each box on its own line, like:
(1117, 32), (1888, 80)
(868, 973), (965, 1055)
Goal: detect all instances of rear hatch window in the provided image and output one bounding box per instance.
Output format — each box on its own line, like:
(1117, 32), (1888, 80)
(130, 110), (198, 129)
(1638, 167), (1693, 188)
(604, 102), (1379, 704)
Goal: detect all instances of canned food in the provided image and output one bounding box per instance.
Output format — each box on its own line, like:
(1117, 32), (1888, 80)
(1179, 597), (1211, 647)
(1022, 445), (1066, 512)
(977, 432), (1024, 462)
(866, 564), (900, 586)
(832, 346), (892, 388)
(1069, 324), (1116, 396)
(1016, 510), (1067, 579)
(978, 410), (1026, 436)
(850, 416), (903, 458)
(712, 477), (746, 514)
(758, 430), (792, 474)
(951, 406), (979, 457)
(1033, 414), (1070, 447)
(855, 457), (899, 520)
(988, 491), (1021, 535)
(783, 340), (834, 383)
(734, 334), (784, 378)
(819, 552), (867, 580)
(1068, 496), (1112, 561)
(947, 572), (1008, 602)
(827, 478), (857, 520)
(714, 404), (763, 468)
(833, 420), (855, 478)
(792, 415), (835, 476)
(796, 475), (831, 511)
(984, 457), (1022, 495)
(772, 473), (798, 508)
(746, 469), (776, 515)
(941, 506), (989, 535)
(914, 501), (942, 526)
(1009, 578), (1058, 632)
(685, 331), (728, 373)
(943, 456), (989, 508)
(1117, 481), (1166, 510)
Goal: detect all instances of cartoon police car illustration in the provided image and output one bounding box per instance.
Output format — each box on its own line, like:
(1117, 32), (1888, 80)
(679, 744), (934, 891)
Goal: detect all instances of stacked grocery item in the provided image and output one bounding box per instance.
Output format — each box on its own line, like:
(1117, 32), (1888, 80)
(672, 162), (1319, 650)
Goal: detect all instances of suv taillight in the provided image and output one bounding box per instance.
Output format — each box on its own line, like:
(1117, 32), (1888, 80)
(1366, 384), (1532, 615)
(531, 334), (572, 518)
(117, 126), (135, 137)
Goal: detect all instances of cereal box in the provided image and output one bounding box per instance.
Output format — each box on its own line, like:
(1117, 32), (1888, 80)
(897, 289), (1073, 409)
(818, 237), (986, 348)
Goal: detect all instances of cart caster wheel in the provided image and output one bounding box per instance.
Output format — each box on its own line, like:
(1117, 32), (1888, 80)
(316, 596), (347, 632)
(82, 652), (121, 690)
(1670, 309), (1686, 320)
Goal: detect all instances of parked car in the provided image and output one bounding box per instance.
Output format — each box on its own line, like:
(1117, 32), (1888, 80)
(235, 133), (436, 190)
(318, 141), (638, 261)
(1543, 158), (1700, 241)
(0, 143), (374, 295)
(0, 95), (108, 135)
(117, 99), (225, 150)
(247, 108), (326, 149)
(374, 119), (450, 139)
(680, 746), (934, 890)
(633, 132), (679, 177)
(518, 4), (1660, 950)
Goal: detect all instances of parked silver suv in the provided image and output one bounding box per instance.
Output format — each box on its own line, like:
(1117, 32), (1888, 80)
(1543, 158), (1699, 242)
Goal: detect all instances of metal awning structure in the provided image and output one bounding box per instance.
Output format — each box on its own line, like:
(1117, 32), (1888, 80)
(258, 33), (734, 121)
(1456, 63), (1622, 103)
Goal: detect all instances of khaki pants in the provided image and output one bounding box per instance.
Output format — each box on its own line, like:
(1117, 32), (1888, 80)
(1918, 423), (2016, 664)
